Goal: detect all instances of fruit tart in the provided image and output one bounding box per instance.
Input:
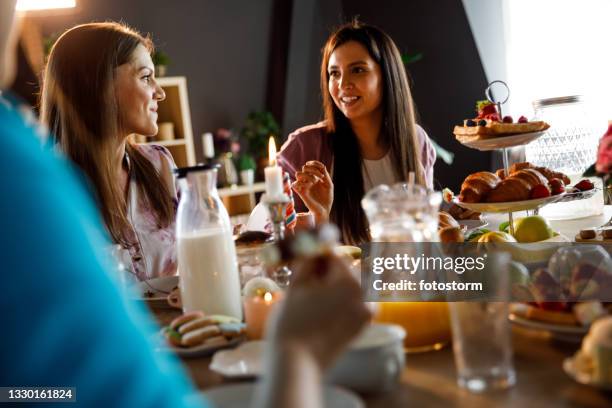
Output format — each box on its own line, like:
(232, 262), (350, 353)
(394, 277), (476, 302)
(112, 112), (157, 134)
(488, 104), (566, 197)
(454, 100), (550, 140)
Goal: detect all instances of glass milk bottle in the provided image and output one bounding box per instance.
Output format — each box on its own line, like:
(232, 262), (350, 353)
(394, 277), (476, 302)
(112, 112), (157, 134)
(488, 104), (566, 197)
(362, 183), (450, 352)
(175, 164), (242, 319)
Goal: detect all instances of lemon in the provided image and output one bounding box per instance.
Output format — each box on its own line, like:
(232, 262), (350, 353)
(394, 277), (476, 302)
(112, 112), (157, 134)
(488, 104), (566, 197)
(512, 215), (552, 243)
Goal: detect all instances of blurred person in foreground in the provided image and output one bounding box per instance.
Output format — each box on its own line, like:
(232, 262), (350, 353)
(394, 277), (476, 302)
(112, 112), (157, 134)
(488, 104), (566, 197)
(0, 2), (369, 407)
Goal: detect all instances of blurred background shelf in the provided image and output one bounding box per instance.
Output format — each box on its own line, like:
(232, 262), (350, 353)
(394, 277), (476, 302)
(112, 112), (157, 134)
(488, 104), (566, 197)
(219, 182), (265, 216)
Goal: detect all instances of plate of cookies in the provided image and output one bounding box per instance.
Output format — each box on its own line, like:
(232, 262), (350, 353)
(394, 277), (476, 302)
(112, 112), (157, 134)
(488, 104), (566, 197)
(159, 311), (246, 358)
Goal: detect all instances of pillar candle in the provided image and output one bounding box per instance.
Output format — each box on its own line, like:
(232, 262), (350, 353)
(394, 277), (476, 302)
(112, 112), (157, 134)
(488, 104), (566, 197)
(202, 132), (215, 159)
(264, 136), (284, 199)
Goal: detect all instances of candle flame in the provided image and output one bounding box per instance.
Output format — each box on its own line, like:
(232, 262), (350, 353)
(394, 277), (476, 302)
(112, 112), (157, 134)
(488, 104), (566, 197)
(268, 137), (277, 167)
(263, 292), (273, 302)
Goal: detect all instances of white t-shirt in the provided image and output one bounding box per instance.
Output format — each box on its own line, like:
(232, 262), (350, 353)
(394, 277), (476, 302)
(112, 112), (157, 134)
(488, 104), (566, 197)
(362, 152), (397, 193)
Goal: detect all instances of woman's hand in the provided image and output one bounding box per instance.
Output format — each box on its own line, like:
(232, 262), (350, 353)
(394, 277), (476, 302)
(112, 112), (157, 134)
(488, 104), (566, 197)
(268, 255), (370, 371)
(291, 161), (333, 225)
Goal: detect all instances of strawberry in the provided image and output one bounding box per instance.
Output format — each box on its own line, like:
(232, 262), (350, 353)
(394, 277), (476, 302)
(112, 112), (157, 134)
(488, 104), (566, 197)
(549, 178), (565, 195)
(476, 101), (498, 119)
(502, 115), (513, 123)
(530, 184), (551, 199)
(518, 116), (528, 123)
(484, 113), (500, 122)
(574, 179), (594, 191)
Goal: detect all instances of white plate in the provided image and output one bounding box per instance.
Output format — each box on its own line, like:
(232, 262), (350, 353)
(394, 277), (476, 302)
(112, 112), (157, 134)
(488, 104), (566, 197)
(130, 275), (178, 308)
(210, 340), (264, 378)
(452, 194), (564, 213)
(563, 356), (612, 391)
(201, 383), (364, 408)
(456, 131), (546, 151)
(508, 312), (588, 342)
(156, 329), (244, 359)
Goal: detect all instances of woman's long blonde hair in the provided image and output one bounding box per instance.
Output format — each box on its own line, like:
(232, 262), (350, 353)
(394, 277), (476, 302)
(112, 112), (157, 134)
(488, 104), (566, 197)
(40, 22), (174, 246)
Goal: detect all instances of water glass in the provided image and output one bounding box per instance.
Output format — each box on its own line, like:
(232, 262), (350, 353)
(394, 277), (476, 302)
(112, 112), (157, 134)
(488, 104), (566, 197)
(448, 252), (516, 393)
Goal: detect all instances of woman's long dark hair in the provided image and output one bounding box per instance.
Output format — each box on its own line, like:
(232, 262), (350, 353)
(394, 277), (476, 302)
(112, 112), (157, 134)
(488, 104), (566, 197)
(321, 20), (424, 244)
(41, 22), (174, 246)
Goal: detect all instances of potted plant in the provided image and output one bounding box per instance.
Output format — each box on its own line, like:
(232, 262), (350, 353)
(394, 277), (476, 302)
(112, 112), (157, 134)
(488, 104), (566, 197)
(240, 111), (280, 178)
(152, 50), (170, 77)
(237, 154), (256, 185)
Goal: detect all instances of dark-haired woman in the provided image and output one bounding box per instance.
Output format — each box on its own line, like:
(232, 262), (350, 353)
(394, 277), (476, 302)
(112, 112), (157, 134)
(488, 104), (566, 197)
(278, 21), (436, 244)
(41, 23), (177, 280)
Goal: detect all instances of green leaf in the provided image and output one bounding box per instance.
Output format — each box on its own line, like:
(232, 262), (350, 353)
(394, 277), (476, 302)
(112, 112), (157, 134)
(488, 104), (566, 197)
(476, 100), (492, 111)
(583, 163), (598, 177)
(430, 139), (454, 165)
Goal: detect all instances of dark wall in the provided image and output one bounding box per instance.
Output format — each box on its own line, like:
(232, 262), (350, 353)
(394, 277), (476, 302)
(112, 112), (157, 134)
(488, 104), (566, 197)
(334, 0), (492, 190)
(34, 0), (273, 162)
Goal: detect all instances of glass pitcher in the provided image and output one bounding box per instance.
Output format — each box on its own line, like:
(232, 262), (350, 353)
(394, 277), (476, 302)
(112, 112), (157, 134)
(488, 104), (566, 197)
(175, 164), (242, 320)
(362, 183), (450, 353)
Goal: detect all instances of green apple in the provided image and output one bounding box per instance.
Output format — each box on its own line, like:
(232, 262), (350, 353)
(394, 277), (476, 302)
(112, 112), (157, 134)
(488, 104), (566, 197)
(513, 215), (553, 243)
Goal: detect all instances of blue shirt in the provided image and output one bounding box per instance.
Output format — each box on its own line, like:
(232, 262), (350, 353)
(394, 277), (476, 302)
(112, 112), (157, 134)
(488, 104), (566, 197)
(0, 94), (206, 408)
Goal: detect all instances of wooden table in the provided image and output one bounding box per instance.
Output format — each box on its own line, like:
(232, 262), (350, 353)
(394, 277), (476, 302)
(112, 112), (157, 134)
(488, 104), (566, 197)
(154, 308), (611, 407)
(152, 206), (612, 407)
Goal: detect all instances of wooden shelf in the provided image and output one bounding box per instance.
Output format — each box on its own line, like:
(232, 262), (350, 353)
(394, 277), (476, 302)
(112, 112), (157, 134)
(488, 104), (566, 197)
(218, 182), (266, 216)
(218, 182), (266, 198)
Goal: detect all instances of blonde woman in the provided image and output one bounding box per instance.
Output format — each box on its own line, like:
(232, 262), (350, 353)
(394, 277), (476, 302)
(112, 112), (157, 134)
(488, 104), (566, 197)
(41, 22), (177, 280)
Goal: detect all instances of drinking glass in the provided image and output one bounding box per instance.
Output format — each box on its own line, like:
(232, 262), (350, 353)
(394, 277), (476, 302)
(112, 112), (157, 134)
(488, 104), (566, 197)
(448, 252), (516, 392)
(362, 183), (451, 352)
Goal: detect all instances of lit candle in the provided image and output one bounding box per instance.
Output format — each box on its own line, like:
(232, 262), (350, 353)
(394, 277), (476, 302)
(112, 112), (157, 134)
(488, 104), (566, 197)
(264, 137), (284, 199)
(243, 291), (284, 340)
(202, 132), (215, 159)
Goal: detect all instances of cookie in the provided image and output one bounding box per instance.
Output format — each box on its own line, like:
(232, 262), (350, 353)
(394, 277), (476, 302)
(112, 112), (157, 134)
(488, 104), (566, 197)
(208, 315), (241, 325)
(178, 316), (217, 335)
(204, 335), (230, 347)
(170, 311), (205, 331)
(163, 327), (182, 347)
(219, 322), (246, 339)
(601, 228), (612, 239)
(579, 229), (597, 239)
(181, 325), (222, 347)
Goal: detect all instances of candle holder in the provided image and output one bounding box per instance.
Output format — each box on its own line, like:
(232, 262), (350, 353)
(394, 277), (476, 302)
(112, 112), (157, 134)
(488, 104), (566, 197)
(262, 193), (292, 287)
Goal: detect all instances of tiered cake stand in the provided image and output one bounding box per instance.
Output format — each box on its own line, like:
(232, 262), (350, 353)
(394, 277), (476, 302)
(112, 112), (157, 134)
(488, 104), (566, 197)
(452, 81), (597, 235)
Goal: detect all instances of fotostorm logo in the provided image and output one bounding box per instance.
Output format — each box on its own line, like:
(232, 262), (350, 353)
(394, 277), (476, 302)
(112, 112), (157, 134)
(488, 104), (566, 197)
(371, 253), (487, 275)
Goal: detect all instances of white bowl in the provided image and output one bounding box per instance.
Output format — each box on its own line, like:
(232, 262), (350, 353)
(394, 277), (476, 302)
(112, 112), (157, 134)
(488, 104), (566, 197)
(327, 323), (406, 393)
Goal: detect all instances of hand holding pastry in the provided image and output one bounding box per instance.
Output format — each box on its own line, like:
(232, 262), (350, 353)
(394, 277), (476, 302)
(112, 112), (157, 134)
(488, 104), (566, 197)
(291, 161), (333, 225)
(267, 255), (370, 371)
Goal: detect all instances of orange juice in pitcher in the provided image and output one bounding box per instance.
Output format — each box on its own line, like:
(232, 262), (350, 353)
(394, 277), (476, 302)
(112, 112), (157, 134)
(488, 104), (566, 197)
(374, 301), (451, 353)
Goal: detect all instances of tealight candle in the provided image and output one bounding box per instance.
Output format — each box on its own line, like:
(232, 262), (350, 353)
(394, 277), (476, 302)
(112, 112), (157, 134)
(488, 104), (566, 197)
(264, 137), (284, 200)
(244, 291), (284, 340)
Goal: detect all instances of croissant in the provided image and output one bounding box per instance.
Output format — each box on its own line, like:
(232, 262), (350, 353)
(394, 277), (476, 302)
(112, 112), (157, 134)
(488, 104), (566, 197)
(458, 172), (501, 203)
(511, 169), (549, 189)
(486, 177), (531, 202)
(496, 163), (571, 185)
(534, 166), (571, 185)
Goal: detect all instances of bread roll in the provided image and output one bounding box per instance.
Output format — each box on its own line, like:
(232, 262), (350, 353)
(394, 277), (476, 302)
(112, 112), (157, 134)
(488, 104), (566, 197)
(438, 226), (464, 243)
